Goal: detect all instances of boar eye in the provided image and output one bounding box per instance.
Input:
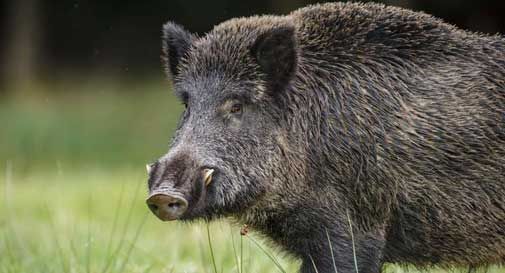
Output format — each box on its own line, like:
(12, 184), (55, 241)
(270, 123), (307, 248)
(182, 102), (188, 109)
(230, 103), (242, 114)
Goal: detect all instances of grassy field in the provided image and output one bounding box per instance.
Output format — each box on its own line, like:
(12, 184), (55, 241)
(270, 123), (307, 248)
(0, 80), (503, 273)
(0, 167), (302, 273)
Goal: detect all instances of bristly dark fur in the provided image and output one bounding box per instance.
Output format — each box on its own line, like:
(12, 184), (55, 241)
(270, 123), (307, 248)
(161, 22), (197, 80)
(250, 25), (298, 95)
(151, 2), (505, 273)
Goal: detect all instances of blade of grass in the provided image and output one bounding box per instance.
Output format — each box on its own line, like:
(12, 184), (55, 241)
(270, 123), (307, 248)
(2, 161), (19, 271)
(116, 211), (149, 273)
(86, 194), (92, 273)
(198, 235), (209, 273)
(309, 255), (320, 273)
(240, 232), (244, 273)
(246, 235), (286, 273)
(206, 223), (219, 273)
(246, 237), (253, 273)
(44, 202), (69, 273)
(53, 160), (77, 273)
(2, 161), (29, 262)
(346, 210), (359, 273)
(229, 225), (241, 273)
(117, 233), (166, 269)
(142, 263), (155, 273)
(325, 228), (338, 273)
(68, 225), (81, 272)
(1, 230), (18, 271)
(101, 175), (143, 273)
(102, 181), (126, 269)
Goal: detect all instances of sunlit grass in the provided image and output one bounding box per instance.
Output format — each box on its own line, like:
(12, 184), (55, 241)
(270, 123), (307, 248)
(0, 167), (301, 273)
(3, 167), (503, 273)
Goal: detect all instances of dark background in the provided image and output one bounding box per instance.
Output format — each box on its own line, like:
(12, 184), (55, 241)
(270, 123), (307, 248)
(1, 0), (505, 91)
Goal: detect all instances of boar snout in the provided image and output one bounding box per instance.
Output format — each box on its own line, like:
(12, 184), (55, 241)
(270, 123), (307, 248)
(146, 192), (188, 221)
(146, 150), (218, 221)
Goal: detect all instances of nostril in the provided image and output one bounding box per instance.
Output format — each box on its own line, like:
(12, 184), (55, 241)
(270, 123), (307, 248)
(148, 203), (159, 212)
(168, 201), (181, 209)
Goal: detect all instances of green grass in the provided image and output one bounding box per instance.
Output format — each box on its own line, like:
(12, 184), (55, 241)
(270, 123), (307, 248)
(3, 169), (505, 273)
(0, 167), (302, 273)
(1, 80), (504, 273)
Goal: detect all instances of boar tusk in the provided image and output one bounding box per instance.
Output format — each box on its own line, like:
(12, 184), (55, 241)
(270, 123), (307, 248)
(146, 164), (152, 174)
(203, 169), (214, 186)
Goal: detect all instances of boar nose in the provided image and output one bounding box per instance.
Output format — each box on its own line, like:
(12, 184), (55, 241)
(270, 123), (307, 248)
(146, 193), (188, 221)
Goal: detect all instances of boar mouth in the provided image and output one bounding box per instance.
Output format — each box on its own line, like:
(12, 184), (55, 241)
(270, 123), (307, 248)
(146, 166), (222, 221)
(179, 167), (220, 220)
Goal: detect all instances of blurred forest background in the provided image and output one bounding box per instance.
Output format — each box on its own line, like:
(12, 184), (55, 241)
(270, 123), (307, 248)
(1, 1), (505, 273)
(2, 0), (505, 91)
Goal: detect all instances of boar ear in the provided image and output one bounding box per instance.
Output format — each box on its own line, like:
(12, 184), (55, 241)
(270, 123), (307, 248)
(162, 22), (196, 80)
(251, 26), (297, 93)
